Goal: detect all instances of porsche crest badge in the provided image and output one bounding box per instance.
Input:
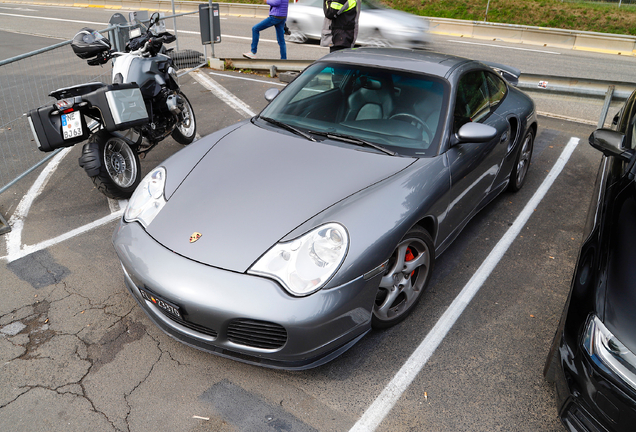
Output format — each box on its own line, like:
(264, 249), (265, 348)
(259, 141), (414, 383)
(189, 232), (202, 243)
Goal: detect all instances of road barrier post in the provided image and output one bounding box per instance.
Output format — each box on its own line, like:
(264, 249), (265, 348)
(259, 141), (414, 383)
(598, 85), (616, 129)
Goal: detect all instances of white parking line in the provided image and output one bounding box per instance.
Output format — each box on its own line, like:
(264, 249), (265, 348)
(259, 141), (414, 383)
(350, 136), (580, 431)
(208, 71), (286, 86)
(191, 71), (255, 117)
(0, 147), (125, 263)
(448, 39), (561, 54)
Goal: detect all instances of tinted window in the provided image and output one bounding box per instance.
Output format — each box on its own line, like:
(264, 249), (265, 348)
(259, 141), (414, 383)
(486, 72), (507, 108)
(616, 90), (636, 135)
(454, 71), (490, 132)
(259, 62), (449, 157)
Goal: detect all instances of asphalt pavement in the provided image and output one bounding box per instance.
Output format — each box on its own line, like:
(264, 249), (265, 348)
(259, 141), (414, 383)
(0, 5), (614, 431)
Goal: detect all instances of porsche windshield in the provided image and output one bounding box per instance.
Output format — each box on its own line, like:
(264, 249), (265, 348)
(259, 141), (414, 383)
(259, 62), (448, 157)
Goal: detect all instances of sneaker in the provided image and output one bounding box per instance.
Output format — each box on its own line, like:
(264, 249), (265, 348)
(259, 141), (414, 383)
(284, 24), (291, 35)
(242, 51), (256, 59)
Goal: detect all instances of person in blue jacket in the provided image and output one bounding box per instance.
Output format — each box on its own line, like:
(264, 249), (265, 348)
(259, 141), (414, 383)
(243, 0), (289, 59)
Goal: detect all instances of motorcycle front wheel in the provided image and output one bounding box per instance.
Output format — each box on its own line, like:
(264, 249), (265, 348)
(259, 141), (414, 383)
(79, 130), (141, 199)
(171, 92), (197, 145)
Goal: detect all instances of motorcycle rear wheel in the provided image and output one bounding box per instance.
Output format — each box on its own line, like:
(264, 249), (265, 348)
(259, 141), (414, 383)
(80, 130), (141, 199)
(171, 93), (197, 145)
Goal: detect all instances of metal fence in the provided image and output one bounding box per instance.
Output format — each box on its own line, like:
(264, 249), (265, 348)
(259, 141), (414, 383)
(0, 10), (207, 196)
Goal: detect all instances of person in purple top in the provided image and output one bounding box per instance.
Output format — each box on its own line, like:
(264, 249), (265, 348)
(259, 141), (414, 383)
(243, 0), (289, 59)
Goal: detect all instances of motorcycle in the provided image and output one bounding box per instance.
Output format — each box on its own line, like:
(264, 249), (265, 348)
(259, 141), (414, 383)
(27, 12), (197, 199)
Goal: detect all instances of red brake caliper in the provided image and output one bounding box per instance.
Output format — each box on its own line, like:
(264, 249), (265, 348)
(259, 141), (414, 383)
(405, 247), (415, 278)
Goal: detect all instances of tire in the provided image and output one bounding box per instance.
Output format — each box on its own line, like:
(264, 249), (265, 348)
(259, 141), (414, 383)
(364, 30), (392, 48)
(508, 130), (534, 192)
(171, 93), (197, 145)
(372, 226), (435, 329)
(286, 22), (308, 44)
(78, 130), (141, 199)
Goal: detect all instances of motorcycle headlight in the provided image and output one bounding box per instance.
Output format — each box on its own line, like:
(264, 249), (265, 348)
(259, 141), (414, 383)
(168, 66), (179, 85)
(124, 167), (166, 228)
(583, 315), (636, 390)
(248, 223), (349, 296)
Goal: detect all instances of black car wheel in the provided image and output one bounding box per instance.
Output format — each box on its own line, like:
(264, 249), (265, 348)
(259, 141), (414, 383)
(509, 130), (534, 192)
(286, 22), (308, 44)
(79, 130), (141, 199)
(372, 227), (434, 328)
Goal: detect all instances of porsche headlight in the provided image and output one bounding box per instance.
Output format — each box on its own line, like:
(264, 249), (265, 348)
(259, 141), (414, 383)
(124, 166), (166, 228)
(248, 223), (349, 296)
(583, 315), (636, 390)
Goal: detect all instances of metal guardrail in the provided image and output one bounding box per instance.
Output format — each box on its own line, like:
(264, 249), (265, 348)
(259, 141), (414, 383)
(221, 58), (636, 97)
(518, 74), (636, 99)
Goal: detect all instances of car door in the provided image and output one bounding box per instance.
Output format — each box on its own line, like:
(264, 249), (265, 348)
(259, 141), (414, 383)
(444, 69), (511, 235)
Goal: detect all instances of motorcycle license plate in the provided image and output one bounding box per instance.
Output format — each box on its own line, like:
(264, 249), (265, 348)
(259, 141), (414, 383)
(61, 111), (82, 140)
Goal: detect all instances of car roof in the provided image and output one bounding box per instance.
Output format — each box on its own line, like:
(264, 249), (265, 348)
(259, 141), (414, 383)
(317, 48), (474, 78)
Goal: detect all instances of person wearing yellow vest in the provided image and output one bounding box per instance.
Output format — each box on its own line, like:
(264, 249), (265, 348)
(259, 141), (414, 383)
(323, 0), (360, 52)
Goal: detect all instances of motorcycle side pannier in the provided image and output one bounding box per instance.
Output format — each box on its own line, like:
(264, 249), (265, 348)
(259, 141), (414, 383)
(27, 104), (90, 152)
(83, 83), (149, 132)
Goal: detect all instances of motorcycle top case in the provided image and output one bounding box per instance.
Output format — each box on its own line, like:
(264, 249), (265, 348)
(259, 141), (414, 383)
(83, 83), (149, 132)
(27, 104), (90, 152)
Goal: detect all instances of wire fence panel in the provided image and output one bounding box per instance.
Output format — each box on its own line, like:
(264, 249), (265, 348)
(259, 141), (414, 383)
(0, 11), (208, 195)
(0, 43), (113, 193)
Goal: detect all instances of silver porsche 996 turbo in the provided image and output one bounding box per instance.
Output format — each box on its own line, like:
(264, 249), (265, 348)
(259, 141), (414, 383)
(113, 48), (537, 370)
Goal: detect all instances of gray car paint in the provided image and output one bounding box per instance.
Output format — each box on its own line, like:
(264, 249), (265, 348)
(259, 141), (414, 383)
(147, 122), (416, 273)
(113, 48), (538, 368)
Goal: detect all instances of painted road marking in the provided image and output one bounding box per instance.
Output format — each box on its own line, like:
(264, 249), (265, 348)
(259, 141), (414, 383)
(192, 71), (255, 118)
(208, 71), (286, 87)
(350, 137), (581, 431)
(0, 147), (124, 263)
(448, 39), (561, 54)
(0, 12), (315, 47)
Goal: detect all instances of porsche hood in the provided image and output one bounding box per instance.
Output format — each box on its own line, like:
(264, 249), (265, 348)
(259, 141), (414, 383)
(145, 123), (415, 273)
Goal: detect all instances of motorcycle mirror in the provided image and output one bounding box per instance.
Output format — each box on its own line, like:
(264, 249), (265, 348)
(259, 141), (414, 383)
(264, 88), (280, 103)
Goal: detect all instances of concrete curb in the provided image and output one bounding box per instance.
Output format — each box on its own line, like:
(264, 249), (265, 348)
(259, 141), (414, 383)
(429, 18), (636, 56)
(2, 0), (635, 55)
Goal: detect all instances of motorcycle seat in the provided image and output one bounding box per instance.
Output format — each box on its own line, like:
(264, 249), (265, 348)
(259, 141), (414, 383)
(49, 82), (107, 100)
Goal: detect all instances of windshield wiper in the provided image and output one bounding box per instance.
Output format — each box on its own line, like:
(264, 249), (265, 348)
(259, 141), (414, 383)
(259, 116), (316, 142)
(309, 131), (397, 156)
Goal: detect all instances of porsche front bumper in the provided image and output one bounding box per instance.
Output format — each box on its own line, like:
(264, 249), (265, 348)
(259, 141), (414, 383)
(113, 220), (377, 370)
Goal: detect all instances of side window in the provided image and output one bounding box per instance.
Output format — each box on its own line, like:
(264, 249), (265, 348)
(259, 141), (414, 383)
(454, 71), (490, 132)
(288, 67), (337, 104)
(486, 72), (507, 109)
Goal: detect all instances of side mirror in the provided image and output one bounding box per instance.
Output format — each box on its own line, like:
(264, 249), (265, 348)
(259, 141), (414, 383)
(455, 122), (498, 144)
(264, 88), (280, 103)
(589, 129), (634, 162)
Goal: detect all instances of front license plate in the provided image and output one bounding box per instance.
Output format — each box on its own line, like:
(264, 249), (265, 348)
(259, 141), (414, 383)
(61, 111), (82, 140)
(139, 288), (182, 320)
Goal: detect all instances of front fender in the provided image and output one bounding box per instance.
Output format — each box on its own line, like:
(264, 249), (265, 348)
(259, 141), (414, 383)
(282, 156), (451, 288)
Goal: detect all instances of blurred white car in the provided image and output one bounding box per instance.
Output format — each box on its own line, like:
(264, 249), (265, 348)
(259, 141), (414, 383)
(286, 0), (430, 48)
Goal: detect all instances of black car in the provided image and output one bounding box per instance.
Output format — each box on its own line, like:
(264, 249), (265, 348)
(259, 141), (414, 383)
(545, 90), (636, 431)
